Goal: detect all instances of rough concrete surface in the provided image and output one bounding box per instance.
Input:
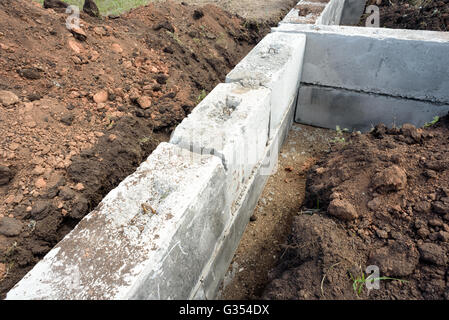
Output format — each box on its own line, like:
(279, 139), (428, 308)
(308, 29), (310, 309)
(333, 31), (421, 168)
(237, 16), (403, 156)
(193, 80), (296, 299)
(226, 32), (306, 138)
(274, 25), (449, 103)
(296, 85), (449, 131)
(170, 83), (271, 209)
(7, 143), (227, 300)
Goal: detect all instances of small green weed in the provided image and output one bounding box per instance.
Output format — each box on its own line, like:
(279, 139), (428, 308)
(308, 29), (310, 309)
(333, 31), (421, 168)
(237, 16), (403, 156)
(331, 125), (349, 144)
(349, 270), (408, 297)
(197, 89), (207, 104)
(424, 116), (440, 128)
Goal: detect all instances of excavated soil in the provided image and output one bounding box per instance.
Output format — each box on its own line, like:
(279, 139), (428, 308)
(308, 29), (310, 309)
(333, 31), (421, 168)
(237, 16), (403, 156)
(263, 116), (449, 300)
(360, 0), (449, 31)
(0, 0), (291, 298)
(168, 0), (298, 22)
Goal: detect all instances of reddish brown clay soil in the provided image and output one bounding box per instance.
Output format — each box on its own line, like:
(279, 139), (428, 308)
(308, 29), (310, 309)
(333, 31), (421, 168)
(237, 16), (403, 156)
(0, 0), (273, 298)
(361, 0), (449, 31)
(263, 116), (449, 300)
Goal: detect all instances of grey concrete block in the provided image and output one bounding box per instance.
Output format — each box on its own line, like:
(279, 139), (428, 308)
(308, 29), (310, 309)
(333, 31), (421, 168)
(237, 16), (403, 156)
(274, 24), (449, 104)
(191, 83), (296, 300)
(6, 143), (228, 300)
(170, 83), (271, 209)
(225, 32), (306, 138)
(296, 85), (449, 132)
(341, 0), (367, 25)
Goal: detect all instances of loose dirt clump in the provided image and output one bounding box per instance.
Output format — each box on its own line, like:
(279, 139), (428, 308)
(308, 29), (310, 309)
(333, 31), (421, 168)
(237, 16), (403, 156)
(361, 0), (449, 31)
(264, 115), (449, 300)
(0, 0), (271, 297)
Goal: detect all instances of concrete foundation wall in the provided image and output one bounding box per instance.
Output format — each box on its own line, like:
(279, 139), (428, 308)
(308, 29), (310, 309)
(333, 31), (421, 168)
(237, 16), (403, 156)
(8, 0), (449, 300)
(273, 24), (449, 131)
(297, 85), (449, 131)
(225, 32), (306, 138)
(276, 25), (449, 103)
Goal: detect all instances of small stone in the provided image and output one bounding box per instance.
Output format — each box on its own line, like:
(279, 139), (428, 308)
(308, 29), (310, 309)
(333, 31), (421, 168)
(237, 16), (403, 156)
(35, 177), (47, 189)
(428, 219), (443, 227)
(32, 166), (45, 175)
(5, 195), (15, 204)
(108, 134), (117, 142)
(315, 167), (326, 174)
(0, 263), (5, 279)
(93, 90), (108, 103)
(19, 68), (42, 80)
(328, 199), (358, 221)
(68, 39), (83, 54)
(376, 229), (389, 239)
(401, 123), (422, 142)
(368, 242), (419, 277)
(27, 93), (42, 102)
(74, 183), (85, 191)
(367, 197), (382, 211)
(31, 201), (50, 220)
(60, 113), (74, 126)
(111, 43), (123, 54)
(429, 232), (439, 241)
(43, 0), (68, 9)
(93, 26), (107, 36)
(137, 96), (152, 109)
(70, 196), (89, 219)
(0, 165), (13, 185)
(0, 90), (19, 107)
(155, 74), (168, 85)
(0, 217), (23, 237)
(371, 165), (407, 193)
(83, 0), (100, 17)
(69, 26), (87, 41)
(438, 231), (449, 242)
(433, 201), (449, 215)
(417, 227), (430, 238)
(59, 186), (76, 200)
(414, 201), (431, 213)
(418, 243), (447, 266)
(193, 9), (204, 20)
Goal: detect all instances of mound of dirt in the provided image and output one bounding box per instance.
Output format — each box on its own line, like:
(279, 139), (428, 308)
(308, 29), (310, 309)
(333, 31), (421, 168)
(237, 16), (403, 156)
(361, 0), (449, 31)
(0, 0), (271, 297)
(264, 116), (449, 300)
